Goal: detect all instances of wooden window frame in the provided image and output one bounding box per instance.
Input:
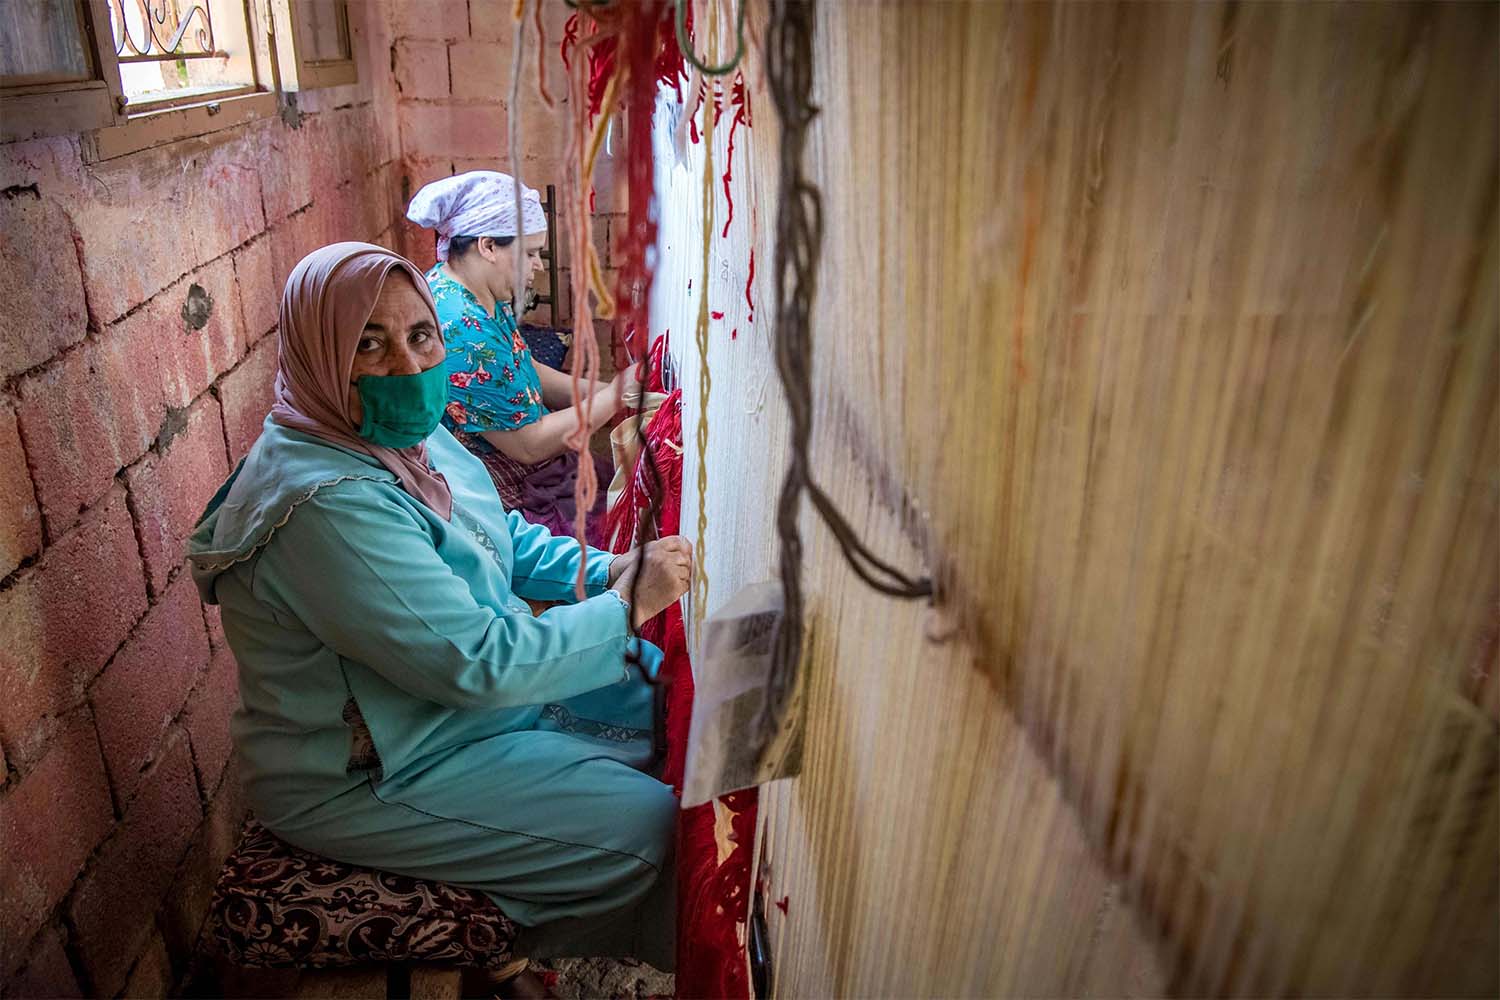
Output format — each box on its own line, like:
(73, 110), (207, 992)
(272, 0), (357, 91)
(1, 0), (356, 155)
(1, 0), (125, 142)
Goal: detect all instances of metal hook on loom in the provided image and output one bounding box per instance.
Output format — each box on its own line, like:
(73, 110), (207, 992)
(920, 573), (958, 645)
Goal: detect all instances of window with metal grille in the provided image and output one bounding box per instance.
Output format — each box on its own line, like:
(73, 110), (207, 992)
(1, 0), (357, 152)
(109, 0), (259, 112)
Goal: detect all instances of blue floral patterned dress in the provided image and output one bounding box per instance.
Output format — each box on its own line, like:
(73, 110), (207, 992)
(426, 264), (612, 545)
(427, 263), (546, 435)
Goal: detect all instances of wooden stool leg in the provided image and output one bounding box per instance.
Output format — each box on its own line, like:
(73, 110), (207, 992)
(216, 964), (304, 999)
(293, 966), (389, 998)
(408, 965), (463, 999)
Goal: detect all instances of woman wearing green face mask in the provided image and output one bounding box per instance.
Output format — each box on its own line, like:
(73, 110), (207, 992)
(188, 242), (691, 973)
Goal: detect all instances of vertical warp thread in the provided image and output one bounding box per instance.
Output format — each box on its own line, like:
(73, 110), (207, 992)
(754, 3), (1500, 994)
(691, 0), (719, 636)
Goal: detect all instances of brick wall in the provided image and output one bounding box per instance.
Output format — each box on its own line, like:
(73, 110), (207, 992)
(0, 3), (403, 995)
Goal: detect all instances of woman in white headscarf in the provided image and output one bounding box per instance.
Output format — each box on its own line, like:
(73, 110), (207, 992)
(407, 170), (636, 545)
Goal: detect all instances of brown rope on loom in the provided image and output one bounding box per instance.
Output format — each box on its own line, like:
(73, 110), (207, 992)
(764, 0), (932, 743)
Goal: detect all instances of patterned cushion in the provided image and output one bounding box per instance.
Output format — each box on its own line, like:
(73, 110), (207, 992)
(206, 819), (518, 970)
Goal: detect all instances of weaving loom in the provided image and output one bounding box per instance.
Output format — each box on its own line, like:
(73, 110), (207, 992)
(535, 0), (1500, 996)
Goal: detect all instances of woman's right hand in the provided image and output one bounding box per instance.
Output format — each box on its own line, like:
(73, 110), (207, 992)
(485, 360), (646, 463)
(612, 362), (645, 413)
(610, 535), (693, 629)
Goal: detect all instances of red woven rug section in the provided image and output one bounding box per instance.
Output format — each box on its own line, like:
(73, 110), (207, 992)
(608, 343), (756, 1000)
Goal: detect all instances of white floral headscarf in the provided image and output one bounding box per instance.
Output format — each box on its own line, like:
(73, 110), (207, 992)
(405, 170), (547, 260)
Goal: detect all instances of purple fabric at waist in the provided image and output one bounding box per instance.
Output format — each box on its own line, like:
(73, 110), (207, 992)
(454, 429), (612, 547)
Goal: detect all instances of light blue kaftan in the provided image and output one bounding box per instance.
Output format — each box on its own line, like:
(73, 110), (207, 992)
(187, 419), (675, 967)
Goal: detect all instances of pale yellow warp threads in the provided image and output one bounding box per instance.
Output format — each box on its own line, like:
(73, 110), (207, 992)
(646, 1), (1498, 997)
(585, 70), (621, 178)
(691, 0), (719, 635)
(586, 239), (616, 322)
(584, 71), (622, 321)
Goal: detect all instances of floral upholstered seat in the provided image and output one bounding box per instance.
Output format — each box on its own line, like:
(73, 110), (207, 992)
(206, 819), (518, 970)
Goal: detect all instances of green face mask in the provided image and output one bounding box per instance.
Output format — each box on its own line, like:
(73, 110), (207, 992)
(354, 363), (449, 449)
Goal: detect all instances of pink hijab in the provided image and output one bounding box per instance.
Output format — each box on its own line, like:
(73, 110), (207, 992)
(271, 242), (453, 521)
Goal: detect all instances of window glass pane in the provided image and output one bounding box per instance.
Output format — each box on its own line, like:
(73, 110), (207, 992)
(0, 0), (92, 86)
(110, 0), (257, 110)
(296, 0), (349, 63)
